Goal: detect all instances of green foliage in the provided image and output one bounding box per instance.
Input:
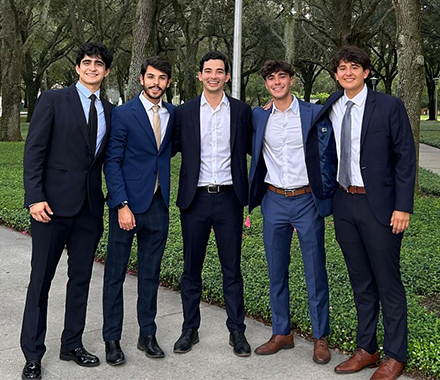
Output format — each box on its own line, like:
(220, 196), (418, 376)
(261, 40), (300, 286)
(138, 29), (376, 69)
(421, 120), (440, 148)
(420, 168), (440, 196)
(311, 92), (330, 105)
(2, 142), (440, 378)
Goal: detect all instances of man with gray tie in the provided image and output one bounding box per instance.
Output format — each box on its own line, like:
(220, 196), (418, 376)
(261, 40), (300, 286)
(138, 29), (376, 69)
(306, 45), (416, 380)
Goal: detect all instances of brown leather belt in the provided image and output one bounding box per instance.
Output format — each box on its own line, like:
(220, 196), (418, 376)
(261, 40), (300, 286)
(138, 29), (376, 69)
(339, 184), (366, 194)
(268, 184), (311, 197)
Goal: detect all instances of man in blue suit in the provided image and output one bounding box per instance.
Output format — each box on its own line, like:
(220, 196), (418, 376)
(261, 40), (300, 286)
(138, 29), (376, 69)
(306, 46), (415, 380)
(102, 56), (175, 365)
(249, 60), (331, 364)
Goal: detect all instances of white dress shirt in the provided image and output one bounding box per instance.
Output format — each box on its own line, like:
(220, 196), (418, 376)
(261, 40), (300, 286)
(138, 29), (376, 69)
(329, 84), (367, 187)
(263, 95), (309, 189)
(198, 92), (232, 186)
(139, 92), (170, 143)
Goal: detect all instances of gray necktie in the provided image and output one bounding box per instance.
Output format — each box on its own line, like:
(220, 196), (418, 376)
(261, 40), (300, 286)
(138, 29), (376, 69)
(339, 101), (355, 189)
(152, 105), (161, 192)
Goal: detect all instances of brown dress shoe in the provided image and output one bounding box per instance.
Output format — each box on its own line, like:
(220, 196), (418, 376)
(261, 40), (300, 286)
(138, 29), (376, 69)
(254, 333), (295, 355)
(334, 348), (380, 374)
(370, 357), (404, 380)
(313, 337), (331, 364)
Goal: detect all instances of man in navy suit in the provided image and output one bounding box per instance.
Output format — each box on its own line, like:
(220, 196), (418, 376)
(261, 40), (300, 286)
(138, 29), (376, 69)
(102, 56), (175, 364)
(172, 51), (252, 357)
(249, 60), (331, 364)
(306, 46), (416, 380)
(21, 42), (114, 380)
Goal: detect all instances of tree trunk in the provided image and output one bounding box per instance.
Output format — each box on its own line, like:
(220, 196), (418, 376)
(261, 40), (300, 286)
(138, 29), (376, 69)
(392, 0), (424, 191)
(126, 0), (156, 101)
(0, 0), (23, 141)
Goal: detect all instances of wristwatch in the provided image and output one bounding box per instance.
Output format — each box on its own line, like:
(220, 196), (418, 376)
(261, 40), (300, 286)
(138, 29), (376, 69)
(117, 201), (128, 209)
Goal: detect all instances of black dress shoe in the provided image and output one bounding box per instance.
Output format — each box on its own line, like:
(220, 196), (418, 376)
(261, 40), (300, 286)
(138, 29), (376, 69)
(105, 340), (125, 366)
(22, 360), (41, 380)
(137, 335), (165, 358)
(173, 329), (199, 353)
(59, 347), (100, 367)
(229, 331), (251, 357)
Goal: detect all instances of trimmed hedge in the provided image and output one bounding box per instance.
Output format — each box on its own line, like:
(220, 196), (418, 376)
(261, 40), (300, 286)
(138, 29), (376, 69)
(1, 142), (440, 378)
(421, 120), (440, 149)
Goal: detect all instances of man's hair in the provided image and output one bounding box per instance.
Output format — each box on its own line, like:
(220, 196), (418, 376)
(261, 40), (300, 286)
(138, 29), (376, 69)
(331, 45), (372, 73)
(260, 60), (295, 80)
(76, 42), (113, 69)
(199, 51), (229, 74)
(140, 56), (172, 79)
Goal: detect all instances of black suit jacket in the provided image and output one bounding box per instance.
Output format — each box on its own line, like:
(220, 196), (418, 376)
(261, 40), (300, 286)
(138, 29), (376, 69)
(24, 84), (114, 217)
(306, 88), (416, 226)
(173, 95), (252, 210)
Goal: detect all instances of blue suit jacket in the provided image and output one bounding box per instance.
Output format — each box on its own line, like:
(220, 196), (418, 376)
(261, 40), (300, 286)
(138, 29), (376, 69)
(104, 95), (175, 212)
(249, 99), (332, 217)
(306, 88), (416, 226)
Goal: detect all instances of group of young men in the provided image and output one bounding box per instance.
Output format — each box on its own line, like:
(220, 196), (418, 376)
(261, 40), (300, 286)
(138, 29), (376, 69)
(20, 41), (415, 380)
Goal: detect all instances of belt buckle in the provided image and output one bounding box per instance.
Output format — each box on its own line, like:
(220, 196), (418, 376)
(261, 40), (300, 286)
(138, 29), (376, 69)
(284, 189), (295, 197)
(207, 185), (220, 194)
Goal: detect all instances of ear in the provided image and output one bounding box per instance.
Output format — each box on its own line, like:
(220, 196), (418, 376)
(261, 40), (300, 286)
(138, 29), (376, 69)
(139, 74), (144, 86)
(166, 78), (171, 88)
(289, 76), (295, 87)
(363, 69), (370, 79)
(75, 65), (80, 75)
(104, 68), (110, 78)
(198, 72), (203, 82)
(225, 73), (231, 83)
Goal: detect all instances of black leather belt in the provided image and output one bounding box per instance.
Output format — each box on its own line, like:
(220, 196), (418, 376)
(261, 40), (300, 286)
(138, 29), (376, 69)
(268, 184), (311, 197)
(198, 185), (233, 194)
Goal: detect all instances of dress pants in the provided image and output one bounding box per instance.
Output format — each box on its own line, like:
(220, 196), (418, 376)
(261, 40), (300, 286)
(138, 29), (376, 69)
(261, 189), (330, 338)
(103, 190), (168, 340)
(333, 187), (407, 362)
(20, 200), (103, 361)
(180, 187), (246, 333)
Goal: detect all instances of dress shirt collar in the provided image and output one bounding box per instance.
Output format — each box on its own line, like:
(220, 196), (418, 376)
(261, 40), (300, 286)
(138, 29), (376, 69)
(342, 84), (367, 108)
(271, 94), (299, 115)
(76, 81), (101, 100)
(201, 92), (229, 109)
(139, 91), (164, 111)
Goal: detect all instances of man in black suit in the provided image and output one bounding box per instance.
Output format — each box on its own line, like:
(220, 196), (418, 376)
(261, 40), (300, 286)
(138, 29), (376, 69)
(21, 42), (114, 380)
(306, 45), (416, 380)
(172, 51), (252, 357)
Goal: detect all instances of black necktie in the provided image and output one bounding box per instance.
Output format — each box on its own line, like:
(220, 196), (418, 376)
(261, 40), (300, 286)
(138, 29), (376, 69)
(88, 94), (98, 156)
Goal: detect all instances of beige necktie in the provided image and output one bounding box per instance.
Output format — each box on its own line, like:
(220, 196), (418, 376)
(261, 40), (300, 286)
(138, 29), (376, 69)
(152, 105), (161, 193)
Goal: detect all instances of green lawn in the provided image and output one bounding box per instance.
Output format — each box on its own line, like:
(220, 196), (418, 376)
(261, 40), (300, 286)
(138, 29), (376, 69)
(420, 119), (440, 148)
(1, 142), (440, 378)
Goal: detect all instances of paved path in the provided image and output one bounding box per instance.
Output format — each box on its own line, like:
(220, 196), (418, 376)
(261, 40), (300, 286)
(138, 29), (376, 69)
(0, 225), (413, 380)
(419, 143), (440, 175)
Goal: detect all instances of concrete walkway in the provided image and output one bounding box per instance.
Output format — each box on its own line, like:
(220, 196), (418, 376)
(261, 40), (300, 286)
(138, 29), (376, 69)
(419, 143), (440, 175)
(0, 225), (412, 380)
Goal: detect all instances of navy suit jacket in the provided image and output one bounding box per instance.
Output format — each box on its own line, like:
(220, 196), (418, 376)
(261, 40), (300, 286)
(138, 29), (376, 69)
(306, 88), (416, 226)
(104, 95), (175, 212)
(23, 84), (113, 217)
(173, 95), (252, 210)
(249, 99), (332, 217)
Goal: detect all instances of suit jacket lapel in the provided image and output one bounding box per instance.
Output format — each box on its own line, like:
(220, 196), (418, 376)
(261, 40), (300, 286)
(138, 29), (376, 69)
(298, 100), (312, 146)
(95, 99), (112, 159)
(360, 88), (376, 147)
(132, 95), (157, 147)
(160, 102), (175, 152)
(191, 96), (202, 156)
(256, 107), (271, 157)
(67, 84), (90, 151)
(229, 97), (239, 151)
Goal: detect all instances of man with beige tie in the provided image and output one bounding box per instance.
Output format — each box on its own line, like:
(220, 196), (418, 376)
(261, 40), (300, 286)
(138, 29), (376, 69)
(102, 56), (175, 365)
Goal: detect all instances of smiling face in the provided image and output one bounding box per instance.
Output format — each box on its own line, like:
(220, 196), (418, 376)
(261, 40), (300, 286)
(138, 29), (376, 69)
(198, 59), (230, 95)
(75, 54), (109, 92)
(140, 65), (171, 104)
(334, 60), (370, 98)
(264, 70), (294, 101)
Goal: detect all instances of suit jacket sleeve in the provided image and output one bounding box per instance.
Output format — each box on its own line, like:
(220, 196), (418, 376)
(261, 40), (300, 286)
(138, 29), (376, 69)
(104, 106), (129, 206)
(23, 91), (54, 208)
(390, 97), (416, 213)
